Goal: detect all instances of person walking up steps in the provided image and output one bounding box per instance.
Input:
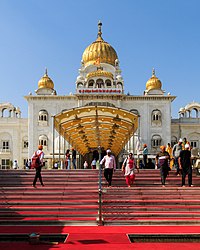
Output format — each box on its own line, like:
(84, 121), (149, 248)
(32, 145), (45, 188)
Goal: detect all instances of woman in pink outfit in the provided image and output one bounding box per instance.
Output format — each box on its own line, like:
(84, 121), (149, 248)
(122, 153), (139, 187)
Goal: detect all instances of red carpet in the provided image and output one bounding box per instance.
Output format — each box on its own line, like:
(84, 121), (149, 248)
(1, 170), (200, 249)
(0, 226), (200, 249)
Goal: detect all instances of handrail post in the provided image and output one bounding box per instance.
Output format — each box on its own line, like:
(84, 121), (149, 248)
(97, 146), (104, 225)
(52, 115), (55, 167)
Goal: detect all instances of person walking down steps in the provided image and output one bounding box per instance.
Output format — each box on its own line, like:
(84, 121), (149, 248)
(100, 149), (116, 187)
(122, 152), (139, 187)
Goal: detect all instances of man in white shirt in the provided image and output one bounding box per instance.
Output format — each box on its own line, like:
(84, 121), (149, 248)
(100, 149), (116, 187)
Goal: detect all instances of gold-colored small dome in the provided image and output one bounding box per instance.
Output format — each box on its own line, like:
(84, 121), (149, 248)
(86, 70), (113, 79)
(38, 69), (54, 89)
(82, 21), (118, 67)
(146, 69), (162, 91)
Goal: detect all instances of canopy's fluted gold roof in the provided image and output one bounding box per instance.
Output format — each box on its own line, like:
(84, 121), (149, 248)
(54, 105), (138, 156)
(82, 21), (118, 67)
(146, 69), (162, 91)
(38, 69), (54, 89)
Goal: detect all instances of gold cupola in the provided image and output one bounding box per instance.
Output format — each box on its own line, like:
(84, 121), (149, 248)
(82, 21), (118, 67)
(146, 68), (162, 91)
(38, 69), (54, 89)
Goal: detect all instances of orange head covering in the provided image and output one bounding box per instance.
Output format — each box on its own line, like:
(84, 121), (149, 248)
(143, 144), (147, 147)
(38, 145), (43, 150)
(160, 145), (166, 151)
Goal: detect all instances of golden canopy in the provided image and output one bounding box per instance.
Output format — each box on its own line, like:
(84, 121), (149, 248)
(54, 105), (138, 156)
(82, 21), (118, 67)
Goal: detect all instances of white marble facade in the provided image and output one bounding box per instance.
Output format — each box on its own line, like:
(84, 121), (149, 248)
(0, 24), (199, 169)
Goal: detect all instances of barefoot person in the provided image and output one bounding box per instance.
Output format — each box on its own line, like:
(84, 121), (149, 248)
(178, 143), (193, 187)
(100, 149), (116, 187)
(156, 145), (170, 187)
(122, 152), (139, 187)
(32, 145), (45, 188)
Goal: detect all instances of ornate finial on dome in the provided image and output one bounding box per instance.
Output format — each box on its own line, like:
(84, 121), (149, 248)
(97, 20), (102, 38)
(45, 68), (48, 76)
(82, 22), (118, 66)
(152, 68), (155, 76)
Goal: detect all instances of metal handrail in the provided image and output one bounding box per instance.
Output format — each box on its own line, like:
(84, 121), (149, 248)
(97, 146), (104, 225)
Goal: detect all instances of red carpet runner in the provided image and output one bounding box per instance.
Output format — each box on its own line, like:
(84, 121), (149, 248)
(0, 169), (200, 249)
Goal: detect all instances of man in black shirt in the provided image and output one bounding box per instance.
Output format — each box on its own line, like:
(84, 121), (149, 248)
(72, 148), (77, 169)
(178, 143), (193, 187)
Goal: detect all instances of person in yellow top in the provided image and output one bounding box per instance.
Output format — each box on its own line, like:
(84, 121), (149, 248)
(166, 143), (174, 169)
(182, 137), (191, 150)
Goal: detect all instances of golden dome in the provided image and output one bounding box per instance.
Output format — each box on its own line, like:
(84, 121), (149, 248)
(146, 69), (162, 91)
(82, 21), (118, 67)
(38, 69), (54, 89)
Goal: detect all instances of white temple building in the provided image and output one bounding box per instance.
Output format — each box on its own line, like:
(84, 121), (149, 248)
(0, 22), (199, 169)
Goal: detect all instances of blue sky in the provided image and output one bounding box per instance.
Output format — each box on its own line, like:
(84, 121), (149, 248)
(0, 0), (199, 118)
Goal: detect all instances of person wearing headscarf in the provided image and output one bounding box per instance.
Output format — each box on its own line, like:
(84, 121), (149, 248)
(166, 143), (173, 170)
(32, 145), (45, 188)
(122, 152), (139, 187)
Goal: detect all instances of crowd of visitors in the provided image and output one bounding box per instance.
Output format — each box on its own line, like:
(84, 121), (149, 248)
(26, 136), (199, 188)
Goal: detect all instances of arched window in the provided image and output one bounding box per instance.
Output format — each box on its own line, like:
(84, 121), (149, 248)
(77, 82), (83, 88)
(2, 108), (11, 118)
(38, 110), (48, 122)
(22, 136), (28, 149)
(117, 82), (122, 88)
(152, 109), (161, 121)
(151, 134), (162, 147)
(151, 109), (162, 126)
(130, 109), (140, 116)
(96, 79), (104, 88)
(39, 135), (48, 147)
(105, 79), (112, 88)
(88, 80), (94, 88)
(190, 108), (198, 118)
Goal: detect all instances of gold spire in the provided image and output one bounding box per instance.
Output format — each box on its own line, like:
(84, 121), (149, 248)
(146, 68), (162, 91)
(82, 21), (118, 66)
(97, 20), (102, 40)
(38, 68), (54, 89)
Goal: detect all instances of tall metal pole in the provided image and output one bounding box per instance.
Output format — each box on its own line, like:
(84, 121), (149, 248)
(97, 146), (104, 225)
(58, 124), (61, 164)
(52, 115), (55, 167)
